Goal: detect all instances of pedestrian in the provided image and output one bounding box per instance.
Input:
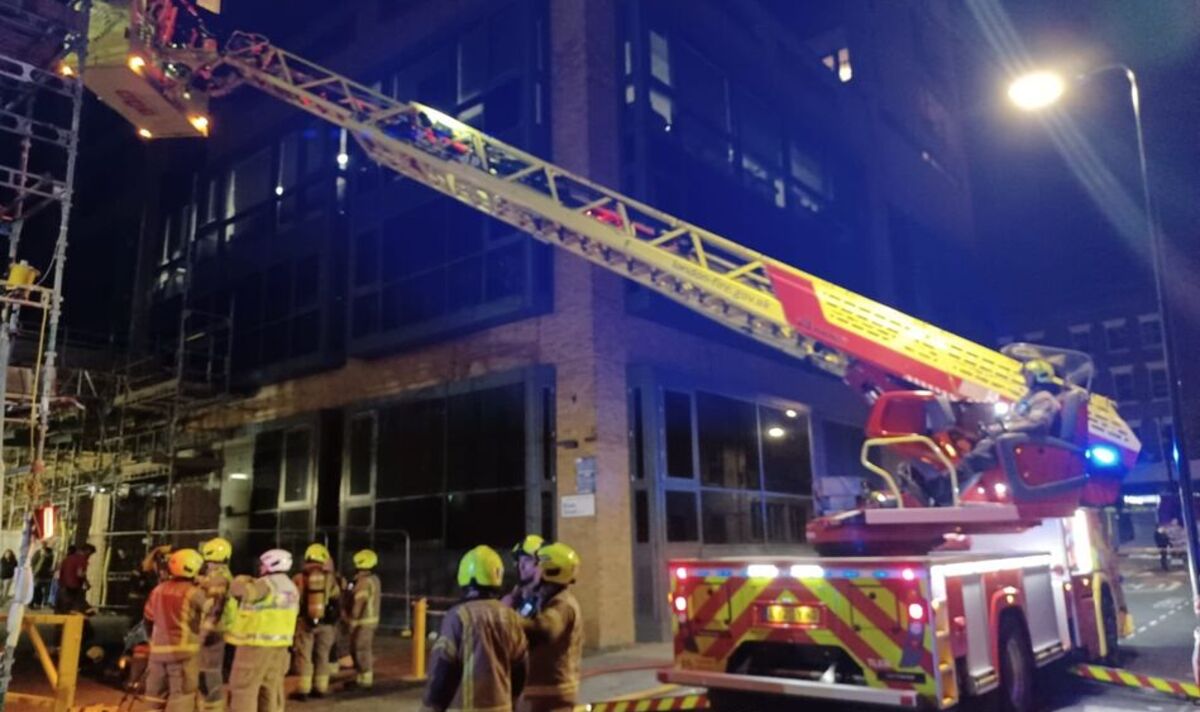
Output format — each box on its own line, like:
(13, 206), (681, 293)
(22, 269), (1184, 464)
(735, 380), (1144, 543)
(291, 543), (340, 700)
(31, 542), (54, 608)
(1155, 523), (1172, 572)
(346, 549), (380, 690)
(502, 535), (544, 617)
(197, 537), (234, 712)
(225, 549), (299, 712)
(420, 545), (527, 712)
(0, 549), (16, 602)
(144, 549), (209, 712)
(56, 543), (95, 613)
(516, 543), (582, 712)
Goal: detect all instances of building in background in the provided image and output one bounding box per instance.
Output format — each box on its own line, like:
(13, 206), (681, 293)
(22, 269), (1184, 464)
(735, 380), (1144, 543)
(115, 0), (979, 644)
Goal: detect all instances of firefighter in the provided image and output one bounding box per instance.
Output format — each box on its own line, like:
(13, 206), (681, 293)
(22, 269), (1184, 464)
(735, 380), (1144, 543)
(346, 549), (380, 689)
(502, 535), (544, 617)
(143, 548), (209, 712)
(961, 358), (1071, 481)
(226, 549), (300, 712)
(291, 543), (340, 700)
(197, 537), (233, 712)
(420, 546), (527, 712)
(517, 543), (583, 712)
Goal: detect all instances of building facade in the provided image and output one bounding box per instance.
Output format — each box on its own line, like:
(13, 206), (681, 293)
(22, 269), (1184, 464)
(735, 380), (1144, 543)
(128, 0), (978, 644)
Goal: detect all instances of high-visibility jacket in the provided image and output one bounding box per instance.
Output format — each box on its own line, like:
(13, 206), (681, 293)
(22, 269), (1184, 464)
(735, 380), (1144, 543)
(522, 587), (584, 701)
(349, 572), (381, 627)
(144, 578), (209, 661)
(424, 598), (528, 712)
(224, 573), (300, 647)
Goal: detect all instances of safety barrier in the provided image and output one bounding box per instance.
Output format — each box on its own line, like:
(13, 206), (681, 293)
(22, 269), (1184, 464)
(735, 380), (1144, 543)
(402, 597), (428, 682)
(1, 612), (84, 712)
(1071, 663), (1200, 700)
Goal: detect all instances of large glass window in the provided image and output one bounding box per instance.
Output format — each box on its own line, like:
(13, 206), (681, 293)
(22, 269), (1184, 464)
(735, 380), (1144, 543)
(664, 390), (694, 478)
(348, 415), (374, 496)
(696, 392), (760, 489)
(760, 406), (812, 494)
(665, 490), (698, 542)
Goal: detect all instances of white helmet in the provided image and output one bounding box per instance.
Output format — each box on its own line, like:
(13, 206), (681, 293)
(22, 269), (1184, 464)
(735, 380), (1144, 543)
(259, 548), (293, 574)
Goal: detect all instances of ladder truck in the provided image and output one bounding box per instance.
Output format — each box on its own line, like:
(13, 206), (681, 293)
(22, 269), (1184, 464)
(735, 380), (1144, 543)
(73, 4), (1142, 710)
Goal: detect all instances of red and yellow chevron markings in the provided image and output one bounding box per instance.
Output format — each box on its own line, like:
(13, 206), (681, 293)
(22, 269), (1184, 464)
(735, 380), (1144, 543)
(1071, 663), (1200, 699)
(579, 693), (709, 711)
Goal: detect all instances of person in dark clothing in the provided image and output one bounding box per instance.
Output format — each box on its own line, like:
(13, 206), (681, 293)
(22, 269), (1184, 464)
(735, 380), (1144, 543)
(31, 543), (54, 608)
(0, 549), (16, 602)
(55, 544), (95, 613)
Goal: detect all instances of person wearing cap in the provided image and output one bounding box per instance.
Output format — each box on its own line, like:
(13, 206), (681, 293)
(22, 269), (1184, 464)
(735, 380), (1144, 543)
(197, 537), (233, 712)
(226, 549), (300, 712)
(517, 543), (582, 712)
(502, 535), (544, 617)
(346, 549), (381, 690)
(143, 548), (209, 712)
(292, 543), (341, 699)
(420, 545), (527, 712)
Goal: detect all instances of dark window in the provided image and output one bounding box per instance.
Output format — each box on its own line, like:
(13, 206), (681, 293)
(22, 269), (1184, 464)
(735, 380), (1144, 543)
(1161, 422), (1176, 461)
(664, 390), (694, 478)
(447, 383), (526, 491)
(446, 489), (524, 548)
(228, 148), (272, 218)
(701, 491), (761, 544)
(376, 497), (443, 542)
(823, 421), (868, 478)
(765, 497), (807, 543)
(696, 392), (760, 489)
(377, 398), (445, 499)
(293, 255), (319, 309)
(1149, 366), (1169, 401)
(279, 509), (310, 537)
(252, 431), (282, 511)
(1105, 321), (1131, 351)
(1069, 328), (1091, 353)
(635, 490), (650, 543)
(541, 490), (555, 542)
(345, 506), (371, 528)
(348, 415), (374, 496)
(541, 387), (555, 481)
(1140, 317), (1162, 348)
(283, 428), (311, 503)
(458, 23), (488, 102)
(1111, 370), (1136, 402)
(665, 490), (698, 542)
(760, 406), (812, 494)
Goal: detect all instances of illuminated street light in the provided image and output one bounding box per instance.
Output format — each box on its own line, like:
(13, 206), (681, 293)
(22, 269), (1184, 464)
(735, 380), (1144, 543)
(1007, 70), (1065, 110)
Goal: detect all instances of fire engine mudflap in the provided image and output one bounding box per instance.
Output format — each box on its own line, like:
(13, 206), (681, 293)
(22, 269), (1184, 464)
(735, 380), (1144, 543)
(659, 513), (1128, 711)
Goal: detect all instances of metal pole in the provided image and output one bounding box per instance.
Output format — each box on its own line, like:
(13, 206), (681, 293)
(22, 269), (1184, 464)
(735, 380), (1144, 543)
(1119, 66), (1200, 608)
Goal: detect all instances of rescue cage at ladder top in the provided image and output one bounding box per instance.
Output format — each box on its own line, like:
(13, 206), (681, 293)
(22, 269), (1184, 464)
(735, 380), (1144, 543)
(78, 2), (1140, 552)
(810, 343), (1132, 556)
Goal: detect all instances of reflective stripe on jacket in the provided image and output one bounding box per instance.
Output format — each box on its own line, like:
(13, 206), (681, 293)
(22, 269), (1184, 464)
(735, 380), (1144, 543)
(350, 572), (381, 627)
(522, 588), (583, 699)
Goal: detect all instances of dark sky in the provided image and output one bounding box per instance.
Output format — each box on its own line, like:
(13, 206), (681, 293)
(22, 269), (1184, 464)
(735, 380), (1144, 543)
(961, 0), (1200, 332)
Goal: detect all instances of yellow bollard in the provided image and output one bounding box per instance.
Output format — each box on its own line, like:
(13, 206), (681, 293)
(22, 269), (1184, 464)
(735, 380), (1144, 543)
(403, 597), (427, 682)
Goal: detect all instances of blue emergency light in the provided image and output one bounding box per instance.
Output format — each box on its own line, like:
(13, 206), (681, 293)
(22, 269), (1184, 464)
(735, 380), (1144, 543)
(1085, 444), (1121, 469)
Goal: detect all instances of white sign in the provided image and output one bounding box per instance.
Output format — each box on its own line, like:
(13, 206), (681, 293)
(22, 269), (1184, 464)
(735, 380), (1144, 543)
(560, 494), (596, 518)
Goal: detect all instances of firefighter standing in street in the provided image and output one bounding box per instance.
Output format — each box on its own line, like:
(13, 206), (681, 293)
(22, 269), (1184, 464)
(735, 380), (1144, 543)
(420, 545), (527, 712)
(502, 535), (543, 617)
(143, 548), (209, 712)
(291, 543), (340, 700)
(197, 537), (234, 712)
(346, 549), (380, 690)
(516, 543), (583, 712)
(226, 549), (300, 712)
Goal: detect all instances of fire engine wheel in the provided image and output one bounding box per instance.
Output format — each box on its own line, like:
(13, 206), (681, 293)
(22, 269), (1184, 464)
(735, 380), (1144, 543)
(996, 616), (1035, 712)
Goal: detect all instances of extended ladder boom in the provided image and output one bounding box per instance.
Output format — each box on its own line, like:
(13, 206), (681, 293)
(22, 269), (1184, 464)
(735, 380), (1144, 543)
(197, 32), (1138, 462)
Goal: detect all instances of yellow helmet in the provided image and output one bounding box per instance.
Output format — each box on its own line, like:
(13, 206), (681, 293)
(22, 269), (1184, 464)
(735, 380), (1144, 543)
(168, 549), (204, 579)
(1021, 358), (1056, 385)
(457, 545), (504, 589)
(200, 537), (231, 563)
(304, 543), (331, 564)
(352, 549), (378, 570)
(536, 542), (579, 585)
(512, 534), (545, 560)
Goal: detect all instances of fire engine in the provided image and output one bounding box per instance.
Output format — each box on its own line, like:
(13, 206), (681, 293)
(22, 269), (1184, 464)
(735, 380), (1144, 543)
(72, 4), (1141, 710)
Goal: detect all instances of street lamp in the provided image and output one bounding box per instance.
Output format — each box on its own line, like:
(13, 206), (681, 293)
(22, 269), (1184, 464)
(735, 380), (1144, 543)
(1007, 66), (1200, 607)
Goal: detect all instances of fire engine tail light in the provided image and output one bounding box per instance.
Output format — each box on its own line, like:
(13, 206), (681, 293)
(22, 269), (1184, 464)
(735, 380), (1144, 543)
(907, 601), (925, 622)
(673, 595), (688, 613)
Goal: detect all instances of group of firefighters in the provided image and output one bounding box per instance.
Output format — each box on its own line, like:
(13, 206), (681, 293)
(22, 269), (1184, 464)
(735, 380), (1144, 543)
(140, 539), (380, 712)
(138, 533), (581, 712)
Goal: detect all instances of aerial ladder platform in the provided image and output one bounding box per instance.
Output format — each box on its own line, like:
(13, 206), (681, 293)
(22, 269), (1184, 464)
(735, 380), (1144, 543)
(78, 4), (1140, 541)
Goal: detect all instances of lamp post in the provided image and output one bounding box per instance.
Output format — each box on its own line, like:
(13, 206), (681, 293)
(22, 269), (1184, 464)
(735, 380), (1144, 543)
(1008, 65), (1200, 609)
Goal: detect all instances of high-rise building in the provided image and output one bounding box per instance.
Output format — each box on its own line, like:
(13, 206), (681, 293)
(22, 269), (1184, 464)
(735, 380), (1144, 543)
(126, 0), (979, 644)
